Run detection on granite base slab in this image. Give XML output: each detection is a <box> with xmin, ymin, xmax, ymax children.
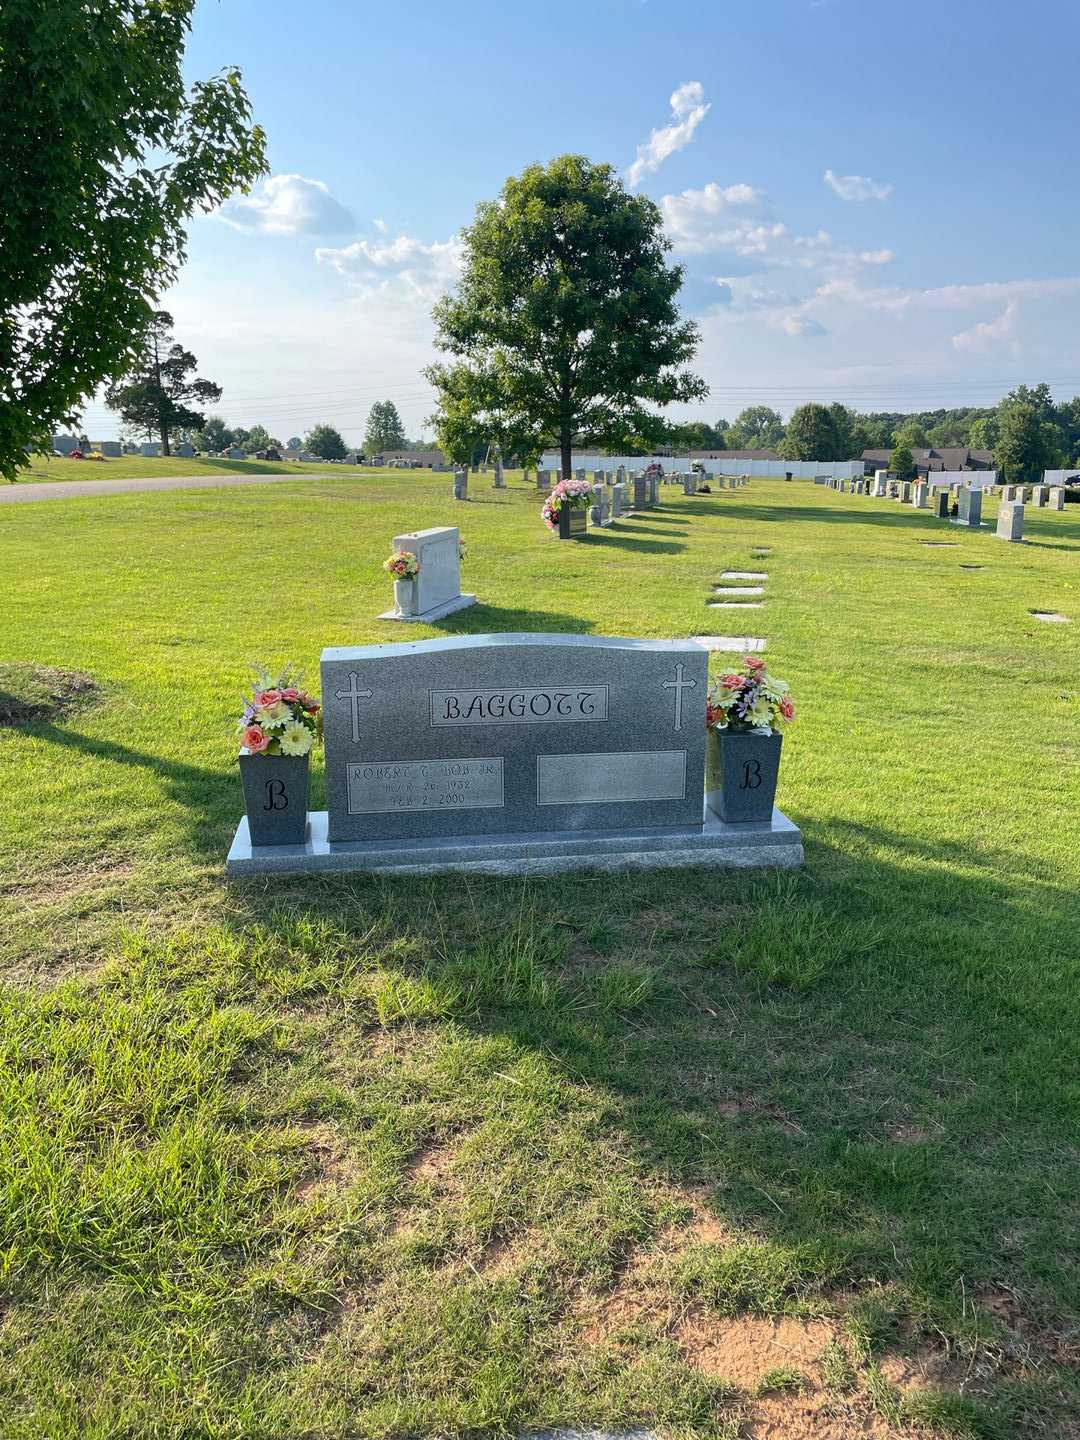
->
<box><xmin>377</xmin><ymin>594</ymin><xmax>477</xmax><ymax>622</ymax></box>
<box><xmin>226</xmin><ymin>807</ymin><xmax>803</xmax><ymax>877</ymax></box>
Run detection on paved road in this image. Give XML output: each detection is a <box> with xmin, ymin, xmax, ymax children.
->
<box><xmin>1</xmin><ymin>472</ymin><xmax>335</xmax><ymax>505</ymax></box>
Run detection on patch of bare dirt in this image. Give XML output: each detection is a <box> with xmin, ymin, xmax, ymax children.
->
<box><xmin>746</xmin><ymin>1388</ymin><xmax>896</xmax><ymax>1438</ymax></box>
<box><xmin>975</xmin><ymin>1287</ymin><xmax>1080</xmax><ymax>1368</ymax></box>
<box><xmin>290</xmin><ymin>1120</ymin><xmax>359</xmax><ymax>1201</ymax></box>
<box><xmin>877</xmin><ymin>1344</ymin><xmax>965</xmax><ymax>1395</ymax></box>
<box><xmin>888</xmin><ymin>1125</ymin><xmax>929</xmax><ymax>1145</ymax></box>
<box><xmin>0</xmin><ymin>663</ymin><xmax>100</xmax><ymax>727</ymax></box>
<box><xmin>409</xmin><ymin>1138</ymin><xmax>458</xmax><ymax>1183</ymax></box>
<box><xmin>676</xmin><ymin>1312</ymin><xmax>839</xmax><ymax>1388</ymax></box>
<box><xmin>575</xmin><ymin>1282</ymin><xmax>669</xmax><ymax>1345</ymax></box>
<box><xmin>475</xmin><ymin>1228</ymin><xmax>542</xmax><ymax>1278</ymax></box>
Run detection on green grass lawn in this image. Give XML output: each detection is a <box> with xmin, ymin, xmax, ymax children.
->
<box><xmin>11</xmin><ymin>454</ymin><xmax>378</xmax><ymax>482</ymax></box>
<box><xmin>1</xmin><ymin>471</ymin><xmax>1077</xmax><ymax>1439</ymax></box>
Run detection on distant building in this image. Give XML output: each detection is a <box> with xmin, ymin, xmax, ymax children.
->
<box><xmin>381</xmin><ymin>448</ymin><xmax>447</xmax><ymax>468</ymax></box>
<box><xmin>861</xmin><ymin>446</ymin><xmax>995</xmax><ymax>475</ymax></box>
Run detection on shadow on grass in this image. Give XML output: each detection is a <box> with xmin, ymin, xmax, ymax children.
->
<box><xmin>579</xmin><ymin>529</ymin><xmax>686</xmax><ymax>554</ymax></box>
<box><xmin>26</xmin><ymin>723</ymin><xmax>253</xmax><ymax>854</ymax></box>
<box><xmin>427</xmin><ymin>606</ymin><xmax>598</xmax><ymax>636</ymax></box>
<box><xmin>215</xmin><ymin>807</ymin><xmax>1080</xmax><ymax>1358</ymax></box>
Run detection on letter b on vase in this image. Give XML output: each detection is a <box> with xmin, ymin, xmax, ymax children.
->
<box><xmin>239</xmin><ymin>752</ymin><xmax>311</xmax><ymax>846</ymax></box>
<box><xmin>706</xmin><ymin>730</ymin><xmax>783</xmax><ymax>823</ymax></box>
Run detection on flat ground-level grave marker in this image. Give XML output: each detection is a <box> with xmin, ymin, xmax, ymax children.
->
<box><xmin>708</xmin><ymin>600</ymin><xmax>765</xmax><ymax>608</ymax></box>
<box><xmin>713</xmin><ymin>585</ymin><xmax>765</xmax><ymax>596</ymax></box>
<box><xmin>1030</xmin><ymin>610</ymin><xmax>1070</xmax><ymax>622</ymax></box>
<box><xmin>227</xmin><ymin>633</ymin><xmax>802</xmax><ymax>876</ymax></box>
<box><xmin>689</xmin><ymin>636</ymin><xmax>767</xmax><ymax>652</ymax></box>
<box><xmin>721</xmin><ymin>571</ymin><xmax>768</xmax><ymax>580</ymax></box>
<box><xmin>920</xmin><ymin>541</ymin><xmax>959</xmax><ymax>547</ymax></box>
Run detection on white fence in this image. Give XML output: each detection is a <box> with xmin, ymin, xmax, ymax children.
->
<box><xmin>1043</xmin><ymin>469</ymin><xmax>1080</xmax><ymax>485</ymax></box>
<box><xmin>538</xmin><ymin>454</ymin><xmax>865</xmax><ymax>478</ymax></box>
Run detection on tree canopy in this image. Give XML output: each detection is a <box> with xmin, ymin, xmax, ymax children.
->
<box><xmin>995</xmin><ymin>404</ymin><xmax>1058</xmax><ymax>482</ymax></box>
<box><xmin>728</xmin><ymin>406</ymin><xmax>785</xmax><ymax>449</ymax></box>
<box><xmin>426</xmin><ymin>154</ymin><xmax>707</xmax><ymax>479</ymax></box>
<box><xmin>0</xmin><ymin>0</ymin><xmax>266</xmax><ymax>480</ymax></box>
<box><xmin>363</xmin><ymin>401</ymin><xmax>407</xmax><ymax>454</ymax></box>
<box><xmin>105</xmin><ymin>312</ymin><xmax>220</xmax><ymax>454</ymax></box>
<box><xmin>305</xmin><ymin>424</ymin><xmax>347</xmax><ymax>461</ymax></box>
<box><xmin>890</xmin><ymin>443</ymin><xmax>916</xmax><ymax>481</ymax></box>
<box><xmin>778</xmin><ymin>404</ymin><xmax>839</xmax><ymax>461</ymax></box>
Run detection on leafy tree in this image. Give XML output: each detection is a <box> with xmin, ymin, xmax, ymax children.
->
<box><xmin>926</xmin><ymin>417</ymin><xmax>969</xmax><ymax>447</ymax></box>
<box><xmin>304</xmin><ymin>424</ymin><xmax>347</xmax><ymax>461</ymax></box>
<box><xmin>893</xmin><ymin>419</ymin><xmax>929</xmax><ymax>450</ymax></box>
<box><xmin>105</xmin><ymin>312</ymin><xmax>221</xmax><ymax>455</ymax></box>
<box><xmin>827</xmin><ymin>403</ymin><xmax>858</xmax><ymax>459</ymax></box>
<box><xmin>890</xmin><ymin>443</ymin><xmax>916</xmax><ymax>481</ymax></box>
<box><xmin>967</xmin><ymin>415</ymin><xmax>999</xmax><ymax>452</ymax></box>
<box><xmin>286</xmin><ymin>436</ymin><xmax>303</xmax><ymax>451</ymax></box>
<box><xmin>363</xmin><ymin>400</ymin><xmax>407</xmax><ymax>454</ymax></box>
<box><xmin>426</xmin><ymin>154</ymin><xmax>707</xmax><ymax>481</ymax></box>
<box><xmin>995</xmin><ymin>404</ymin><xmax>1057</xmax><ymax>482</ymax></box>
<box><xmin>427</xmin><ymin>371</ymin><xmax>491</xmax><ymax>470</ymax></box>
<box><xmin>1002</xmin><ymin>382</ymin><xmax>1055</xmax><ymax>419</ymax></box>
<box><xmin>0</xmin><ymin>0</ymin><xmax>266</xmax><ymax>480</ymax></box>
<box><xmin>668</xmin><ymin>420</ymin><xmax>728</xmax><ymax>450</ymax></box>
<box><xmin>732</xmin><ymin>405</ymin><xmax>785</xmax><ymax>449</ymax></box>
<box><xmin>241</xmin><ymin>424</ymin><xmax>280</xmax><ymax>454</ymax></box>
<box><xmin>778</xmin><ymin>403</ymin><xmax>838</xmax><ymax>461</ymax></box>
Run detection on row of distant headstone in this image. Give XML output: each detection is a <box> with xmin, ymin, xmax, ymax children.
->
<box><xmin>451</xmin><ymin>461</ymin><xmax>749</xmax><ymax>524</ymax></box>
<box><xmin>815</xmin><ymin>467</ymin><xmax>1065</xmax><ymax>543</ymax></box>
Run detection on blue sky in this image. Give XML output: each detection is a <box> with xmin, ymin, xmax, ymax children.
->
<box><xmin>84</xmin><ymin>0</ymin><xmax>1080</xmax><ymax>443</ymax></box>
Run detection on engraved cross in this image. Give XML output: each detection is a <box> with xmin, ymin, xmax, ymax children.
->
<box><xmin>662</xmin><ymin>662</ymin><xmax>696</xmax><ymax>732</ymax></box>
<box><xmin>335</xmin><ymin>671</ymin><xmax>373</xmax><ymax>743</ymax></box>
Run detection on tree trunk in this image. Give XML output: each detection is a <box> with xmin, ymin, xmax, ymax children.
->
<box><xmin>560</xmin><ymin>428</ymin><xmax>572</xmax><ymax>485</ymax></box>
<box><xmin>160</xmin><ymin>422</ymin><xmax>171</xmax><ymax>457</ymax></box>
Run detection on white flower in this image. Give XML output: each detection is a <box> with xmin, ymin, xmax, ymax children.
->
<box><xmin>279</xmin><ymin>721</ymin><xmax>313</xmax><ymax>756</ymax></box>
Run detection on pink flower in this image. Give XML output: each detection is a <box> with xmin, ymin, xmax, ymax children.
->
<box><xmin>257</xmin><ymin>688</ymin><xmax>282</xmax><ymax>707</ymax></box>
<box><xmin>779</xmin><ymin>697</ymin><xmax>795</xmax><ymax>721</ymax></box>
<box><xmin>280</xmin><ymin>687</ymin><xmax>300</xmax><ymax>702</ymax></box>
<box><xmin>719</xmin><ymin>673</ymin><xmax>745</xmax><ymax>690</ymax></box>
<box><xmin>298</xmin><ymin>692</ymin><xmax>319</xmax><ymax>712</ymax></box>
<box><xmin>243</xmin><ymin>724</ymin><xmax>270</xmax><ymax>752</ymax></box>
<box><xmin>745</xmin><ymin>656</ymin><xmax>766</xmax><ymax>672</ymax></box>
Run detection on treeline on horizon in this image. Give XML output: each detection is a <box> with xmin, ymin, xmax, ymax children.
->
<box><xmin>137</xmin><ymin>381</ymin><xmax>1080</xmax><ymax>477</ymax></box>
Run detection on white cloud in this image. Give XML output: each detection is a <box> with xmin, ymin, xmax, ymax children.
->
<box><xmin>661</xmin><ymin>182</ymin><xmax>771</xmax><ymax>253</ymax></box>
<box><xmin>824</xmin><ymin>168</ymin><xmax>894</xmax><ymax>202</ymax></box>
<box><xmin>951</xmin><ymin>303</ymin><xmax>1019</xmax><ymax>353</ymax></box>
<box><xmin>218</xmin><ymin>174</ymin><xmax>355</xmax><ymax>236</ymax></box>
<box><xmin>663</xmin><ymin>185</ymin><xmax>893</xmax><ymax>285</ymax></box>
<box><xmin>315</xmin><ymin>232</ymin><xmax>463</xmax><ymax>301</ymax></box>
<box><xmin>778</xmin><ymin>313</ymin><xmax>827</xmax><ymax>337</ymax></box>
<box><xmin>627</xmin><ymin>81</ymin><xmax>711</xmax><ymax>187</ymax></box>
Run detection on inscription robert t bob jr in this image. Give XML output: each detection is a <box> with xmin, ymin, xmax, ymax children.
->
<box><xmin>348</xmin><ymin>758</ymin><xmax>504</xmax><ymax>814</ymax></box>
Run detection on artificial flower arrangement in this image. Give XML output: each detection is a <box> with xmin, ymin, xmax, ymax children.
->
<box><xmin>541</xmin><ymin>477</ymin><xmax>593</xmax><ymax>530</ymax></box>
<box><xmin>237</xmin><ymin>666</ymin><xmax>320</xmax><ymax>757</ymax></box>
<box><xmin>458</xmin><ymin>537</ymin><xmax>468</xmax><ymax>561</ymax></box>
<box><xmin>706</xmin><ymin>656</ymin><xmax>795</xmax><ymax>734</ymax></box>
<box><xmin>383</xmin><ymin>549</ymin><xmax>420</xmax><ymax>580</ymax></box>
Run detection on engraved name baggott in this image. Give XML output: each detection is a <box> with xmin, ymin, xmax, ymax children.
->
<box><xmin>430</xmin><ymin>686</ymin><xmax>608</xmax><ymax>726</ymax></box>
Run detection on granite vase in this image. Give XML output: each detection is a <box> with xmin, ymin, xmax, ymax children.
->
<box><xmin>557</xmin><ymin>504</ymin><xmax>587</xmax><ymax>540</ymax></box>
<box><xmin>240</xmin><ymin>751</ymin><xmax>310</xmax><ymax>846</ymax></box>
<box><xmin>706</xmin><ymin>728</ymin><xmax>783</xmax><ymax>823</ymax></box>
<box><xmin>393</xmin><ymin>578</ymin><xmax>417</xmax><ymax>616</ymax></box>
